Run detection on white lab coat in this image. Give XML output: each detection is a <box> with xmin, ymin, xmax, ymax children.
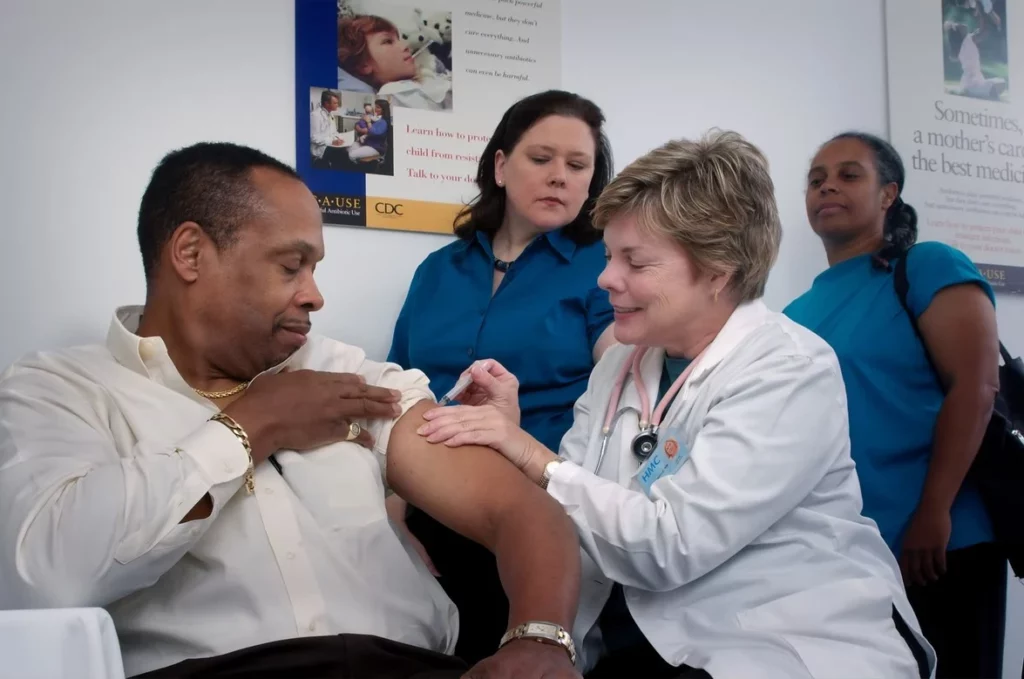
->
<box><xmin>310</xmin><ymin>106</ymin><xmax>338</xmax><ymax>159</ymax></box>
<box><xmin>546</xmin><ymin>300</ymin><xmax>936</xmax><ymax>679</ymax></box>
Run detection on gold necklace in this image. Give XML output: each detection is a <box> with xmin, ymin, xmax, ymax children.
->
<box><xmin>193</xmin><ymin>381</ymin><xmax>250</xmax><ymax>400</ymax></box>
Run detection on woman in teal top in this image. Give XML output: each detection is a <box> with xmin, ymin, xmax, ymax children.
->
<box><xmin>784</xmin><ymin>132</ymin><xmax>1004</xmax><ymax>679</ymax></box>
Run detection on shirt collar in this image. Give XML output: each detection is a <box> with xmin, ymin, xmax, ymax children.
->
<box><xmin>543</xmin><ymin>227</ymin><xmax>577</xmax><ymax>262</ymax></box>
<box><xmin>106</xmin><ymin>306</ymin><xmax>155</xmax><ymax>378</ymax></box>
<box><xmin>455</xmin><ymin>227</ymin><xmax>578</xmax><ymax>263</ymax></box>
<box><xmin>106</xmin><ymin>305</ymin><xmax>303</xmax><ymax>390</ymax></box>
<box><xmin>688</xmin><ymin>299</ymin><xmax>772</xmax><ymax>382</ymax></box>
<box><xmin>812</xmin><ymin>253</ymin><xmax>873</xmax><ymax>286</ymax></box>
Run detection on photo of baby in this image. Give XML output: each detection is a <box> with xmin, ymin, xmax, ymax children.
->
<box><xmin>337</xmin><ymin>0</ymin><xmax>454</xmax><ymax>112</ymax></box>
<box><xmin>309</xmin><ymin>87</ymin><xmax>395</xmax><ymax>176</ymax></box>
<box><xmin>942</xmin><ymin>0</ymin><xmax>1009</xmax><ymax>102</ymax></box>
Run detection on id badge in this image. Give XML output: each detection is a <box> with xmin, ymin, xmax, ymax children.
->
<box><xmin>635</xmin><ymin>423</ymin><xmax>691</xmax><ymax>497</ymax></box>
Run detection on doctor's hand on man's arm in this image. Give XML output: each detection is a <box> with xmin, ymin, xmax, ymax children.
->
<box><xmin>416</xmin><ymin>402</ymin><xmax>559</xmax><ymax>489</ymax></box>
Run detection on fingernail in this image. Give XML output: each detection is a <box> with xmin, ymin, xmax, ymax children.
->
<box><xmin>417</xmin><ymin>425</ymin><xmax>428</xmax><ymax>435</ymax></box>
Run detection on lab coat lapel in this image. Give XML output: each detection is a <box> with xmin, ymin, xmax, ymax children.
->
<box><xmin>687</xmin><ymin>300</ymin><xmax>771</xmax><ymax>385</ymax></box>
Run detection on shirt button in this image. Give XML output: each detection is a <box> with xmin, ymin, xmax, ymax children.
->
<box><xmin>286</xmin><ymin>551</ymin><xmax>296</xmax><ymax>560</ymax></box>
<box><xmin>223</xmin><ymin>462</ymin><xmax>233</xmax><ymax>472</ymax></box>
<box><xmin>264</xmin><ymin>487</ymin><xmax>274</xmax><ymax>495</ymax></box>
<box><xmin>308</xmin><ymin>622</ymin><xmax>317</xmax><ymax>632</ymax></box>
<box><xmin>467</xmin><ymin>347</ymin><xmax>474</xmax><ymax>357</ymax></box>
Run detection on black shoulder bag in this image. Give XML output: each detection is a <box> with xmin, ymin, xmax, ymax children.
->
<box><xmin>893</xmin><ymin>246</ymin><xmax>1024</xmax><ymax>577</ymax></box>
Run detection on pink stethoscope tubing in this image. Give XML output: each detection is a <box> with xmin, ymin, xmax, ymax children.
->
<box><xmin>594</xmin><ymin>345</ymin><xmax>704</xmax><ymax>474</ymax></box>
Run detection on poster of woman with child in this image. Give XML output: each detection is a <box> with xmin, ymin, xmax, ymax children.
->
<box><xmin>295</xmin><ymin>0</ymin><xmax>561</xmax><ymax>233</ymax></box>
<box><xmin>886</xmin><ymin>0</ymin><xmax>1024</xmax><ymax>293</ymax></box>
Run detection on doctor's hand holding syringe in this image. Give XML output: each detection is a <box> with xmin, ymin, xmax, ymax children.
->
<box><xmin>419</xmin><ymin>359</ymin><xmax>544</xmax><ymax>474</ymax></box>
<box><xmin>437</xmin><ymin>360</ymin><xmax>521</xmax><ymax>422</ymax></box>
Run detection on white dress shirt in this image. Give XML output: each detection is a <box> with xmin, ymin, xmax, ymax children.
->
<box><xmin>310</xmin><ymin>106</ymin><xmax>338</xmax><ymax>158</ymax></box>
<box><xmin>0</xmin><ymin>307</ymin><xmax>457</xmax><ymax>677</ymax></box>
<box><xmin>548</xmin><ymin>300</ymin><xmax>935</xmax><ymax>678</ymax></box>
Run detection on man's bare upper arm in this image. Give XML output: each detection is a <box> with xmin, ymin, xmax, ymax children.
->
<box><xmin>385</xmin><ymin>400</ymin><xmax>547</xmax><ymax>550</ymax></box>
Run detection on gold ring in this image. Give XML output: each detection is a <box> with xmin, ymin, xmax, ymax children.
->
<box><xmin>345</xmin><ymin>422</ymin><xmax>361</xmax><ymax>441</ymax></box>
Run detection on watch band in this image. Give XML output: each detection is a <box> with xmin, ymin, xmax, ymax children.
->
<box><xmin>499</xmin><ymin>621</ymin><xmax>577</xmax><ymax>666</ymax></box>
<box><xmin>539</xmin><ymin>459</ymin><xmax>562</xmax><ymax>491</ymax></box>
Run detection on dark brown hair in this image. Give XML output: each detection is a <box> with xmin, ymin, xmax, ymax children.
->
<box><xmin>454</xmin><ymin>90</ymin><xmax>613</xmax><ymax>246</ymax></box>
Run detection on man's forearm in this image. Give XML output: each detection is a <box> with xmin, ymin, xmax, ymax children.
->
<box><xmin>385</xmin><ymin>400</ymin><xmax>581</xmax><ymax>632</ymax></box>
<box><xmin>492</xmin><ymin>482</ymin><xmax>581</xmax><ymax>630</ymax></box>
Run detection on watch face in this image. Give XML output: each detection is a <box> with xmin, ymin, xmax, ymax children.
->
<box><xmin>501</xmin><ymin>622</ymin><xmax>577</xmax><ymax>665</ymax></box>
<box><xmin>525</xmin><ymin>622</ymin><xmax>559</xmax><ymax>636</ymax></box>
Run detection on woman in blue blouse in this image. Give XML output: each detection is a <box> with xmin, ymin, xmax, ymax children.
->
<box><xmin>386</xmin><ymin>89</ymin><xmax>617</xmax><ymax>664</ymax></box>
<box><xmin>784</xmin><ymin>132</ymin><xmax>1004</xmax><ymax>679</ymax></box>
<box><xmin>347</xmin><ymin>98</ymin><xmax>390</xmax><ymax>161</ymax></box>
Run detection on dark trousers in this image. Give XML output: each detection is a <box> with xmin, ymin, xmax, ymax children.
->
<box><xmin>312</xmin><ymin>146</ymin><xmax>348</xmax><ymax>170</ymax></box>
<box><xmin>133</xmin><ymin>634</ymin><xmax>468</xmax><ymax>679</ymax></box>
<box><xmin>906</xmin><ymin>541</ymin><xmax>1007</xmax><ymax>679</ymax></box>
<box><xmin>585</xmin><ymin>638</ymin><xmax>712</xmax><ymax>679</ymax></box>
<box><xmin>406</xmin><ymin>509</ymin><xmax>509</xmax><ymax>665</ymax></box>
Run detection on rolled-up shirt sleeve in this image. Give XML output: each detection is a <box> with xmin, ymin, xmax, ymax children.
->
<box><xmin>311</xmin><ymin>338</ymin><xmax>436</xmax><ymax>485</ymax></box>
<box><xmin>355</xmin><ymin>359</ymin><xmax>435</xmax><ymax>470</ymax></box>
<box><xmin>0</xmin><ymin>367</ymin><xmax>247</xmax><ymax>610</ymax></box>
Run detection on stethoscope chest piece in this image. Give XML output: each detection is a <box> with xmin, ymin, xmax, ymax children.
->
<box><xmin>631</xmin><ymin>429</ymin><xmax>658</xmax><ymax>459</ymax></box>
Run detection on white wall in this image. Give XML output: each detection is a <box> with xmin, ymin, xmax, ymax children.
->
<box><xmin>0</xmin><ymin>0</ymin><xmax>1020</xmax><ymax>674</ymax></box>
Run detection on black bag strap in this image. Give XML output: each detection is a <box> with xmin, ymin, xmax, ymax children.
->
<box><xmin>893</xmin><ymin>247</ymin><xmax>1011</xmax><ymax>382</ymax></box>
<box><xmin>893</xmin><ymin>249</ymin><xmax>942</xmax><ymax>385</ymax></box>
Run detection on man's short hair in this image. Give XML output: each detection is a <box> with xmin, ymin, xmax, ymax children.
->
<box><xmin>137</xmin><ymin>142</ymin><xmax>301</xmax><ymax>281</ymax></box>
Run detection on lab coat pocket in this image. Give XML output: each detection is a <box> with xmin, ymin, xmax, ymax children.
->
<box><xmin>735</xmin><ymin>578</ymin><xmax>898</xmax><ymax>679</ymax></box>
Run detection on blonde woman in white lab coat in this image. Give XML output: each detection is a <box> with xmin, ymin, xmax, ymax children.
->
<box><xmin>415</xmin><ymin>130</ymin><xmax>937</xmax><ymax>679</ymax></box>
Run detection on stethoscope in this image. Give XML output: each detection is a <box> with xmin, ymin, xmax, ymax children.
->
<box><xmin>594</xmin><ymin>345</ymin><xmax>705</xmax><ymax>475</ymax></box>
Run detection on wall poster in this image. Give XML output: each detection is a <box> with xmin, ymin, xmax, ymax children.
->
<box><xmin>886</xmin><ymin>0</ymin><xmax>1024</xmax><ymax>293</ymax></box>
<box><xmin>295</xmin><ymin>0</ymin><xmax>561</xmax><ymax>234</ymax></box>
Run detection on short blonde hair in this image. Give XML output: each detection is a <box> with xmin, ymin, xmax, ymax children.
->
<box><xmin>592</xmin><ymin>129</ymin><xmax>781</xmax><ymax>301</ymax></box>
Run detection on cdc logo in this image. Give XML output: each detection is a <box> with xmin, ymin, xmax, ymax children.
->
<box><xmin>374</xmin><ymin>202</ymin><xmax>404</xmax><ymax>216</ymax></box>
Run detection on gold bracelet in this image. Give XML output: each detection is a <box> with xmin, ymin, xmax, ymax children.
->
<box><xmin>210</xmin><ymin>412</ymin><xmax>255</xmax><ymax>494</ymax></box>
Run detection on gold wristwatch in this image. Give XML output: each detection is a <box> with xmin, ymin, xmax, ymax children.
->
<box><xmin>539</xmin><ymin>459</ymin><xmax>562</xmax><ymax>490</ymax></box>
<box><xmin>498</xmin><ymin>621</ymin><xmax>576</xmax><ymax>666</ymax></box>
